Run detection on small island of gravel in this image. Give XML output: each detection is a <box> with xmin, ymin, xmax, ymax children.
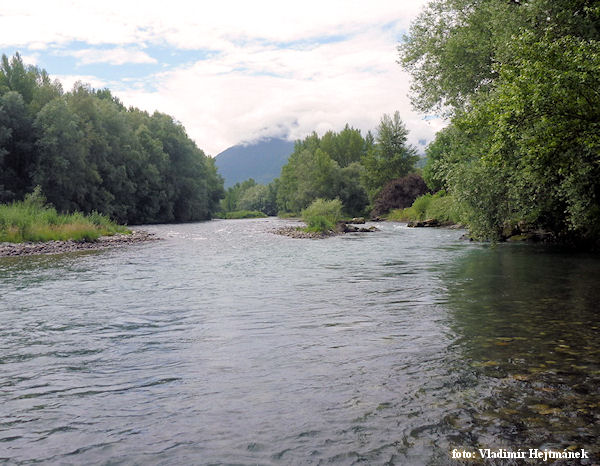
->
<box><xmin>0</xmin><ymin>230</ymin><xmax>158</xmax><ymax>257</ymax></box>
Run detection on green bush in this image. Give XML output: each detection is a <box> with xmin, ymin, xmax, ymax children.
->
<box><xmin>215</xmin><ymin>210</ymin><xmax>268</xmax><ymax>219</ymax></box>
<box><xmin>387</xmin><ymin>191</ymin><xmax>463</xmax><ymax>224</ymax></box>
<box><xmin>301</xmin><ymin>198</ymin><xmax>343</xmax><ymax>233</ymax></box>
<box><xmin>411</xmin><ymin>194</ymin><xmax>433</xmax><ymax>220</ymax></box>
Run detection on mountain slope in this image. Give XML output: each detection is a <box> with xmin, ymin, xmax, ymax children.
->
<box><xmin>214</xmin><ymin>138</ymin><xmax>295</xmax><ymax>188</ymax></box>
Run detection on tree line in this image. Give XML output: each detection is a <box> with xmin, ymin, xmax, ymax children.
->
<box><xmin>400</xmin><ymin>0</ymin><xmax>600</xmax><ymax>244</ymax></box>
<box><xmin>222</xmin><ymin>114</ymin><xmax>421</xmax><ymax>218</ymax></box>
<box><xmin>0</xmin><ymin>53</ymin><xmax>224</xmax><ymax>225</ymax></box>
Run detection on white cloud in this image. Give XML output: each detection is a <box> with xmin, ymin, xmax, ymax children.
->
<box><xmin>0</xmin><ymin>1</ymin><xmax>426</xmax><ymax>48</ymax></box>
<box><xmin>1</xmin><ymin>1</ymin><xmax>442</xmax><ymax>154</ymax></box>
<box><xmin>67</xmin><ymin>48</ymin><xmax>157</xmax><ymax>66</ymax></box>
<box><xmin>116</xmin><ymin>27</ymin><xmax>442</xmax><ymax>155</ymax></box>
<box><xmin>19</xmin><ymin>53</ymin><xmax>41</xmax><ymax>67</ymax></box>
<box><xmin>54</xmin><ymin>74</ymin><xmax>108</xmax><ymax>93</ymax></box>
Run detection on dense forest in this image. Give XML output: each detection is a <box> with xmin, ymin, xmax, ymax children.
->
<box><xmin>400</xmin><ymin>0</ymin><xmax>600</xmax><ymax>244</ymax></box>
<box><xmin>0</xmin><ymin>53</ymin><xmax>223</xmax><ymax>225</ymax></box>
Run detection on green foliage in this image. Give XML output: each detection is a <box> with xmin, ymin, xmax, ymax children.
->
<box><xmin>335</xmin><ymin>163</ymin><xmax>369</xmax><ymax>217</ymax></box>
<box><xmin>0</xmin><ymin>189</ymin><xmax>128</xmax><ymax>243</ymax></box>
<box><xmin>401</xmin><ymin>0</ymin><xmax>600</xmax><ymax>244</ymax></box>
<box><xmin>220</xmin><ymin>178</ymin><xmax>278</xmax><ymax>216</ymax></box>
<box><xmin>0</xmin><ymin>53</ymin><xmax>224</xmax><ymax>224</ymax></box>
<box><xmin>275</xmin><ymin>113</ymin><xmax>417</xmax><ymax>216</ymax></box>
<box><xmin>277</xmin><ymin>147</ymin><xmax>341</xmax><ymax>213</ymax></box>
<box><xmin>237</xmin><ymin>184</ymin><xmax>278</xmax><ymax>216</ymax></box>
<box><xmin>215</xmin><ymin>210</ymin><xmax>268</xmax><ymax>219</ymax></box>
<box><xmin>388</xmin><ymin>191</ymin><xmax>462</xmax><ymax>224</ymax></box>
<box><xmin>399</xmin><ymin>0</ymin><xmax>525</xmax><ymax>115</ymax></box>
<box><xmin>301</xmin><ymin>198</ymin><xmax>343</xmax><ymax>233</ymax></box>
<box><xmin>275</xmin><ymin>113</ymin><xmax>421</xmax><ymax>216</ymax></box>
<box><xmin>319</xmin><ymin>124</ymin><xmax>366</xmax><ymax>167</ymax></box>
<box><xmin>411</xmin><ymin>194</ymin><xmax>433</xmax><ymax>220</ymax></box>
<box><xmin>424</xmin><ymin>191</ymin><xmax>462</xmax><ymax>224</ymax></box>
<box><xmin>360</xmin><ymin>111</ymin><xmax>419</xmax><ymax>199</ymax></box>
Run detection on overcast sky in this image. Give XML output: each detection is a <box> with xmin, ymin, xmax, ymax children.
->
<box><xmin>0</xmin><ymin>0</ymin><xmax>444</xmax><ymax>156</ymax></box>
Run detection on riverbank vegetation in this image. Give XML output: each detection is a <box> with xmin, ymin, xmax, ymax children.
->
<box><xmin>215</xmin><ymin>210</ymin><xmax>267</xmax><ymax>219</ymax></box>
<box><xmin>220</xmin><ymin>178</ymin><xmax>278</xmax><ymax>217</ymax></box>
<box><xmin>301</xmin><ymin>198</ymin><xmax>343</xmax><ymax>233</ymax></box>
<box><xmin>387</xmin><ymin>191</ymin><xmax>462</xmax><ymax>225</ymax></box>
<box><xmin>0</xmin><ymin>53</ymin><xmax>224</xmax><ymax>226</ymax></box>
<box><xmin>0</xmin><ymin>188</ymin><xmax>129</xmax><ymax>243</ymax></box>
<box><xmin>220</xmin><ymin>115</ymin><xmax>424</xmax><ymax>221</ymax></box>
<box><xmin>399</xmin><ymin>0</ymin><xmax>600</xmax><ymax>246</ymax></box>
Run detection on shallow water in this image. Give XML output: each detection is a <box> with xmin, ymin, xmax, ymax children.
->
<box><xmin>1</xmin><ymin>218</ymin><xmax>598</xmax><ymax>464</ymax></box>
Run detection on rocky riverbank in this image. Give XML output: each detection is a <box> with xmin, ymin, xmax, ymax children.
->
<box><xmin>0</xmin><ymin>230</ymin><xmax>158</xmax><ymax>257</ymax></box>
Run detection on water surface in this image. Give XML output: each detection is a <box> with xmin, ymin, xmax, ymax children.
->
<box><xmin>1</xmin><ymin>218</ymin><xmax>598</xmax><ymax>464</ymax></box>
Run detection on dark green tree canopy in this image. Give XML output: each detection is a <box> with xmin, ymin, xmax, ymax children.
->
<box><xmin>0</xmin><ymin>53</ymin><xmax>224</xmax><ymax>224</ymax></box>
<box><xmin>401</xmin><ymin>0</ymin><xmax>600</xmax><ymax>244</ymax></box>
<box><xmin>275</xmin><ymin>113</ymin><xmax>418</xmax><ymax>216</ymax></box>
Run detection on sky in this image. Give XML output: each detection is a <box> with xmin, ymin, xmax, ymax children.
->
<box><xmin>0</xmin><ymin>0</ymin><xmax>444</xmax><ymax>156</ymax></box>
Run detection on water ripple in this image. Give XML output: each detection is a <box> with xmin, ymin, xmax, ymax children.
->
<box><xmin>1</xmin><ymin>218</ymin><xmax>599</xmax><ymax>463</ymax></box>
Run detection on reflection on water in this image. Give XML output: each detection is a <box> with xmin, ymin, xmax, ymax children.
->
<box><xmin>0</xmin><ymin>219</ymin><xmax>598</xmax><ymax>464</ymax></box>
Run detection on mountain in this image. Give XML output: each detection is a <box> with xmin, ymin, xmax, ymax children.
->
<box><xmin>214</xmin><ymin>138</ymin><xmax>295</xmax><ymax>188</ymax></box>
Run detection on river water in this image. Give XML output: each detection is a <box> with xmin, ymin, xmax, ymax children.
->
<box><xmin>1</xmin><ymin>218</ymin><xmax>599</xmax><ymax>464</ymax></box>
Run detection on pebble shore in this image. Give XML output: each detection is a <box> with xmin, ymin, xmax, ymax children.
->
<box><xmin>272</xmin><ymin>226</ymin><xmax>341</xmax><ymax>239</ymax></box>
<box><xmin>273</xmin><ymin>222</ymin><xmax>379</xmax><ymax>239</ymax></box>
<box><xmin>0</xmin><ymin>230</ymin><xmax>158</xmax><ymax>257</ymax></box>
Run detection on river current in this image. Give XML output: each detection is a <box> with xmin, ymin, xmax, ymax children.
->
<box><xmin>1</xmin><ymin>218</ymin><xmax>599</xmax><ymax>464</ymax></box>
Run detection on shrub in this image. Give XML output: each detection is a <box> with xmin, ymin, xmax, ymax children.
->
<box><xmin>301</xmin><ymin>198</ymin><xmax>343</xmax><ymax>233</ymax></box>
<box><xmin>371</xmin><ymin>173</ymin><xmax>430</xmax><ymax>217</ymax></box>
<box><xmin>411</xmin><ymin>194</ymin><xmax>433</xmax><ymax>219</ymax></box>
<box><xmin>387</xmin><ymin>191</ymin><xmax>463</xmax><ymax>224</ymax></box>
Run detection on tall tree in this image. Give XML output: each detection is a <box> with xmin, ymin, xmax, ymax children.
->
<box><xmin>361</xmin><ymin>111</ymin><xmax>419</xmax><ymax>199</ymax></box>
<box><xmin>0</xmin><ymin>52</ymin><xmax>225</xmax><ymax>223</ymax></box>
<box><xmin>400</xmin><ymin>0</ymin><xmax>600</xmax><ymax>243</ymax></box>
<box><xmin>0</xmin><ymin>91</ymin><xmax>36</xmax><ymax>201</ymax></box>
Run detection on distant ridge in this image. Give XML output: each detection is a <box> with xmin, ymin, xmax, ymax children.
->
<box><xmin>214</xmin><ymin>137</ymin><xmax>295</xmax><ymax>188</ymax></box>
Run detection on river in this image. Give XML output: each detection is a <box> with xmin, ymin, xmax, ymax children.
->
<box><xmin>1</xmin><ymin>218</ymin><xmax>598</xmax><ymax>464</ymax></box>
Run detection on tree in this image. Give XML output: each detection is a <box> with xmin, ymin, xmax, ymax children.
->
<box><xmin>0</xmin><ymin>52</ymin><xmax>224</xmax><ymax>223</ymax></box>
<box><xmin>361</xmin><ymin>111</ymin><xmax>419</xmax><ymax>199</ymax></box>
<box><xmin>401</xmin><ymin>0</ymin><xmax>600</xmax><ymax>244</ymax></box>
<box><xmin>371</xmin><ymin>173</ymin><xmax>430</xmax><ymax>217</ymax></box>
<box><xmin>0</xmin><ymin>53</ymin><xmax>38</xmax><ymax>104</ymax></box>
<box><xmin>319</xmin><ymin>124</ymin><xmax>365</xmax><ymax>167</ymax></box>
<box><xmin>238</xmin><ymin>184</ymin><xmax>277</xmax><ymax>215</ymax></box>
<box><xmin>34</xmin><ymin>98</ymin><xmax>92</xmax><ymax>213</ymax></box>
<box><xmin>0</xmin><ymin>91</ymin><xmax>36</xmax><ymax>202</ymax></box>
<box><xmin>398</xmin><ymin>0</ymin><xmax>525</xmax><ymax>115</ymax></box>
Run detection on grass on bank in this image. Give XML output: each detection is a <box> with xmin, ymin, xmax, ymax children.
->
<box><xmin>214</xmin><ymin>210</ymin><xmax>268</xmax><ymax>219</ymax></box>
<box><xmin>387</xmin><ymin>191</ymin><xmax>462</xmax><ymax>224</ymax></box>
<box><xmin>0</xmin><ymin>189</ymin><xmax>130</xmax><ymax>243</ymax></box>
<box><xmin>301</xmin><ymin>198</ymin><xmax>343</xmax><ymax>233</ymax></box>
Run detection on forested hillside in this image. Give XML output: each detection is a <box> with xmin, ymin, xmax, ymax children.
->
<box><xmin>0</xmin><ymin>53</ymin><xmax>224</xmax><ymax>225</ymax></box>
<box><xmin>400</xmin><ymin>0</ymin><xmax>600</xmax><ymax>244</ymax></box>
